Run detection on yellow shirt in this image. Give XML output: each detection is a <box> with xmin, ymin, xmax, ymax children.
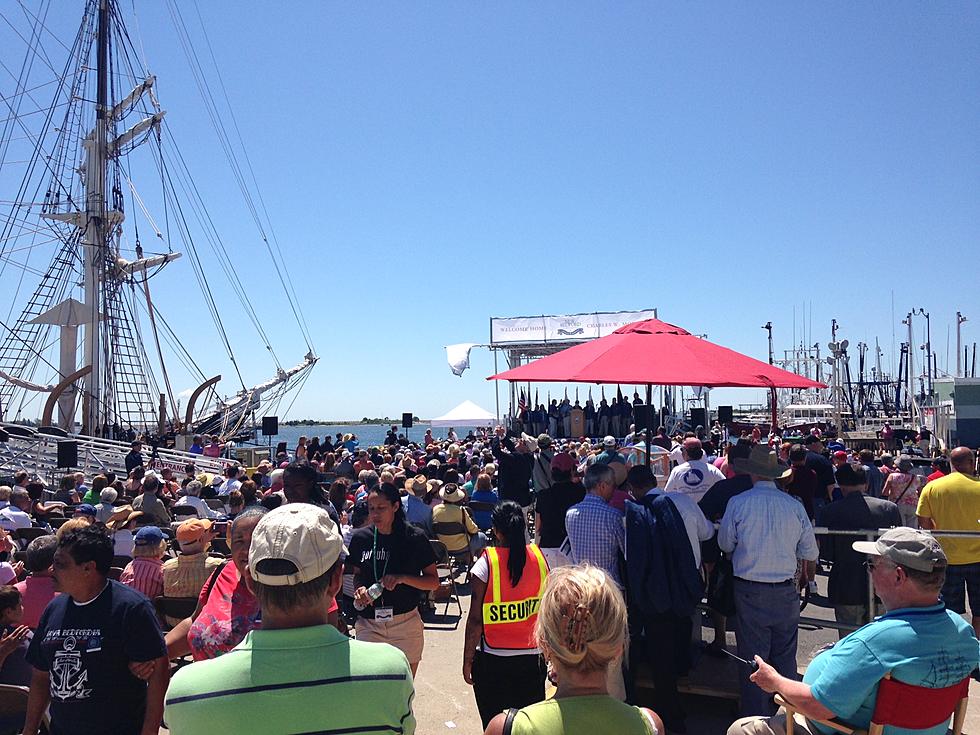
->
<box><xmin>916</xmin><ymin>472</ymin><xmax>980</xmax><ymax>565</ymax></box>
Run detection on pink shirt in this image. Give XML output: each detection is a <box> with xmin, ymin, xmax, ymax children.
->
<box><xmin>14</xmin><ymin>575</ymin><xmax>57</xmax><ymax>629</ymax></box>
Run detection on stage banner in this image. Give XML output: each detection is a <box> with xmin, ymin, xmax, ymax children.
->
<box><xmin>490</xmin><ymin>309</ymin><xmax>657</xmax><ymax>345</ymax></box>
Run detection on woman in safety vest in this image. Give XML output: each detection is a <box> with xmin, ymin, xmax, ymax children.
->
<box><xmin>463</xmin><ymin>500</ymin><xmax>549</xmax><ymax>729</ymax></box>
<box><xmin>483</xmin><ymin>565</ymin><xmax>665</xmax><ymax>735</ymax></box>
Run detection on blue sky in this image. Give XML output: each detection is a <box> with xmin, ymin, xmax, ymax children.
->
<box><xmin>2</xmin><ymin>2</ymin><xmax>978</xmax><ymax>422</ymax></box>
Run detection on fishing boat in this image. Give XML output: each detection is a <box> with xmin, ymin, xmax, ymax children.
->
<box><xmin>0</xmin><ymin>0</ymin><xmax>316</xmax><ymax>477</ymax></box>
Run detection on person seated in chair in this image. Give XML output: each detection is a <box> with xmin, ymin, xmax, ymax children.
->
<box><xmin>432</xmin><ymin>484</ymin><xmax>487</xmax><ymax>562</ymax></box>
<box><xmin>162</xmin><ymin>519</ymin><xmax>223</xmax><ymax>626</ymax></box>
<box><xmin>728</xmin><ymin>528</ymin><xmax>980</xmax><ymax>735</ymax></box>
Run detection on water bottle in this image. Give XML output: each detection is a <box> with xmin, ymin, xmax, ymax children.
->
<box><xmin>354</xmin><ymin>582</ymin><xmax>384</xmax><ymax>611</ymax></box>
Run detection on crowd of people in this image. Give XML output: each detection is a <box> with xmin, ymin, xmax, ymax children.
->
<box><xmin>0</xmin><ymin>421</ymin><xmax>974</xmax><ymax>734</ymax></box>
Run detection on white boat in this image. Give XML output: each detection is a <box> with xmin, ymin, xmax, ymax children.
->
<box><xmin>0</xmin><ymin>0</ymin><xmax>316</xmax><ymax>477</ymax></box>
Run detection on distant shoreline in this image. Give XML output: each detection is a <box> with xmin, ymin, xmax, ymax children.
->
<box><xmin>281</xmin><ymin>419</ymin><xmax>422</xmax><ymax>427</ymax></box>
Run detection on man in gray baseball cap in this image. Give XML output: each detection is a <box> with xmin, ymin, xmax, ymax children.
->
<box><xmin>728</xmin><ymin>527</ymin><xmax>979</xmax><ymax>735</ymax></box>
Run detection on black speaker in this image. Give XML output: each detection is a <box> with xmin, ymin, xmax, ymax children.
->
<box><xmin>634</xmin><ymin>405</ymin><xmax>656</xmax><ymax>432</ymax></box>
<box><xmin>718</xmin><ymin>405</ymin><xmax>734</xmax><ymax>424</ymax></box>
<box><xmin>56</xmin><ymin>440</ymin><xmax>78</xmax><ymax>469</ymax></box>
<box><xmin>261</xmin><ymin>416</ymin><xmax>279</xmax><ymax>436</ymax></box>
<box><xmin>690</xmin><ymin>408</ymin><xmax>706</xmax><ymax>429</ymax></box>
<box><xmin>402</xmin><ymin>413</ymin><xmax>413</xmax><ymax>429</ymax></box>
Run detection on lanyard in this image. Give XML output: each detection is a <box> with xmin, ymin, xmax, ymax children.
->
<box><xmin>372</xmin><ymin>527</ymin><xmax>390</xmax><ymax>582</ymax></box>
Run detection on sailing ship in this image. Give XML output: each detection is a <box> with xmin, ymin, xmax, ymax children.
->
<box><xmin>0</xmin><ymin>0</ymin><xmax>316</xmax><ymax>475</ymax></box>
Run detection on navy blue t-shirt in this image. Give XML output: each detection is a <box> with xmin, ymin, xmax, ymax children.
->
<box><xmin>26</xmin><ymin>580</ymin><xmax>165</xmax><ymax>735</ymax></box>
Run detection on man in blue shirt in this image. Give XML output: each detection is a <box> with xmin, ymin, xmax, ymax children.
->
<box><xmin>728</xmin><ymin>527</ymin><xmax>980</xmax><ymax>735</ymax></box>
<box><xmin>718</xmin><ymin>445</ymin><xmax>819</xmax><ymax>717</ymax></box>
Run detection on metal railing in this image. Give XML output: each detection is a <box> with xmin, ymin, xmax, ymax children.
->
<box><xmin>803</xmin><ymin>526</ymin><xmax>980</xmax><ymax>633</ymax></box>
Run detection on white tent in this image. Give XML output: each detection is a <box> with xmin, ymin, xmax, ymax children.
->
<box><xmin>429</xmin><ymin>400</ymin><xmax>497</xmax><ymax>428</ymax></box>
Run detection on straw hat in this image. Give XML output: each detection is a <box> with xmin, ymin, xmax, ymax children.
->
<box><xmin>439</xmin><ymin>484</ymin><xmax>466</xmax><ymax>503</ymax></box>
<box><xmin>105</xmin><ymin>506</ymin><xmax>145</xmax><ymax>530</ymax></box>
<box><xmin>732</xmin><ymin>445</ymin><xmax>789</xmax><ymax>480</ymax></box>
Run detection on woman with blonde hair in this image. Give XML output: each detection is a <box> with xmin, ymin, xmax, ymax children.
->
<box><xmin>485</xmin><ymin>564</ymin><xmax>664</xmax><ymax>735</ymax></box>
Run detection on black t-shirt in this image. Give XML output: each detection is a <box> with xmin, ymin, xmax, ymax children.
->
<box><xmin>535</xmin><ymin>480</ymin><xmax>585</xmax><ymax>548</ymax></box>
<box><xmin>805</xmin><ymin>451</ymin><xmax>836</xmax><ymax>496</ymax></box>
<box><xmin>26</xmin><ymin>580</ymin><xmax>166</xmax><ymax>735</ymax></box>
<box><xmin>347</xmin><ymin>523</ymin><xmax>437</xmax><ymax>618</ymax></box>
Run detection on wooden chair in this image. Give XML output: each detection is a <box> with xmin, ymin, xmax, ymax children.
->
<box><xmin>428</xmin><ymin>539</ymin><xmax>463</xmax><ymax>622</ymax></box>
<box><xmin>0</xmin><ymin>683</ymin><xmax>49</xmax><ymax>733</ymax></box>
<box><xmin>777</xmin><ymin>672</ymin><xmax>970</xmax><ymax>735</ymax></box>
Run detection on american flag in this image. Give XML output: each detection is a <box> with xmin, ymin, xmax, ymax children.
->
<box><xmin>518</xmin><ymin>388</ymin><xmax>528</xmax><ymax>413</ymax></box>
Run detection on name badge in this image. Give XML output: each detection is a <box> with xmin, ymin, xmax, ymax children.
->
<box><xmin>375</xmin><ymin>607</ymin><xmax>394</xmax><ymax>621</ymax></box>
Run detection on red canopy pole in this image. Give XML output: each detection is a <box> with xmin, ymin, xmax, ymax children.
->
<box><xmin>645</xmin><ymin>383</ymin><xmax>653</xmax><ymax>470</ymax></box>
<box><xmin>770</xmin><ymin>387</ymin><xmax>778</xmax><ymax>434</ymax></box>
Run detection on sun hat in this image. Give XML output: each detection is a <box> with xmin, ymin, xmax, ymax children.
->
<box><xmin>602</xmin><ymin>436</ymin><xmax>616</xmax><ymax>448</ymax></box>
<box><xmin>134</xmin><ymin>526</ymin><xmax>164</xmax><ymax>547</ymax></box>
<box><xmin>176</xmin><ymin>518</ymin><xmax>214</xmax><ymax>545</ymax></box>
<box><xmin>439</xmin><ymin>483</ymin><xmax>466</xmax><ymax>503</ymax></box>
<box><xmin>609</xmin><ymin>460</ymin><xmax>628</xmax><ymax>487</ymax></box>
<box><xmin>732</xmin><ymin>444</ymin><xmax>789</xmax><ymax>480</ymax></box>
<box><xmin>852</xmin><ymin>527</ymin><xmax>946</xmax><ymax>572</ymax></box>
<box><xmin>248</xmin><ymin>504</ymin><xmax>345</xmax><ymax>586</ymax></box>
<box><xmin>537</xmin><ymin>433</ymin><xmax>552</xmax><ymax>449</ymax></box>
<box><xmin>550</xmin><ymin>452</ymin><xmax>577</xmax><ymax>473</ymax></box>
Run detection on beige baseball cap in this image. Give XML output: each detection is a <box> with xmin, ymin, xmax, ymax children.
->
<box><xmin>852</xmin><ymin>527</ymin><xmax>946</xmax><ymax>572</ymax></box>
<box><xmin>248</xmin><ymin>504</ymin><xmax>345</xmax><ymax>586</ymax></box>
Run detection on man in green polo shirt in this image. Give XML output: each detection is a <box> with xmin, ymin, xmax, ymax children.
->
<box><xmin>164</xmin><ymin>504</ymin><xmax>416</xmax><ymax>734</ymax></box>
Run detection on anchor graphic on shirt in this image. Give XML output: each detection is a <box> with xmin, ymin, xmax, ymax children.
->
<box><xmin>50</xmin><ymin>636</ymin><xmax>92</xmax><ymax>701</ymax></box>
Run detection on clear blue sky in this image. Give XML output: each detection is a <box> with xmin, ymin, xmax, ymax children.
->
<box><xmin>4</xmin><ymin>2</ymin><xmax>979</xmax><ymax>421</ymax></box>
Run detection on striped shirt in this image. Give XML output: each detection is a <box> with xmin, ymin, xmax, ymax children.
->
<box><xmin>565</xmin><ymin>494</ymin><xmax>626</xmax><ymax>587</ymax></box>
<box><xmin>120</xmin><ymin>557</ymin><xmax>164</xmax><ymax>600</ymax></box>
<box><xmin>165</xmin><ymin>624</ymin><xmax>416</xmax><ymax>734</ymax></box>
<box><xmin>718</xmin><ymin>481</ymin><xmax>819</xmax><ymax>583</ymax></box>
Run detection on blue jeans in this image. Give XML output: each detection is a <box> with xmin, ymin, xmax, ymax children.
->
<box><xmin>733</xmin><ymin>578</ymin><xmax>801</xmax><ymax>716</ymax></box>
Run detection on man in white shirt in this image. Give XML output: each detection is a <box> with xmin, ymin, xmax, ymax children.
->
<box><xmin>664</xmin><ymin>437</ymin><xmax>725</xmax><ymax>503</ymax></box>
<box><xmin>177</xmin><ymin>481</ymin><xmax>222</xmax><ymax>520</ymax></box>
<box><xmin>0</xmin><ymin>489</ymin><xmax>34</xmax><ymax>531</ymax></box>
<box><xmin>217</xmin><ymin>466</ymin><xmax>242</xmax><ymax>497</ymax></box>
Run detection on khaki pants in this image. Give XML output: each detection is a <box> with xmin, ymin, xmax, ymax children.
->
<box><xmin>727</xmin><ymin>710</ymin><xmax>817</xmax><ymax>735</ymax></box>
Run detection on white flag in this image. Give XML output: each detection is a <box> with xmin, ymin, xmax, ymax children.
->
<box><xmin>446</xmin><ymin>343</ymin><xmax>476</xmax><ymax>377</ymax></box>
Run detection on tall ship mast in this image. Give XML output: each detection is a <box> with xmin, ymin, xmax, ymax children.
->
<box><xmin>0</xmin><ymin>0</ymin><xmax>316</xmax><ymax>446</ymax></box>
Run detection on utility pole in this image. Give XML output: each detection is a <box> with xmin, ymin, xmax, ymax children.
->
<box><xmin>957</xmin><ymin>312</ymin><xmax>967</xmax><ymax>377</ymax></box>
<box><xmin>902</xmin><ymin>312</ymin><xmax>915</xmax><ymax>419</ymax></box>
<box><xmin>762</xmin><ymin>322</ymin><xmax>774</xmax><ymax>365</ymax></box>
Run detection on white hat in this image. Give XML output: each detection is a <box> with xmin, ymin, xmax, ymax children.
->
<box><xmin>248</xmin><ymin>505</ymin><xmax>345</xmax><ymax>586</ymax></box>
<box><xmin>602</xmin><ymin>435</ymin><xmax>616</xmax><ymax>448</ymax></box>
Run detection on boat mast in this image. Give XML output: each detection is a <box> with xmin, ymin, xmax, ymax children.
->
<box><xmin>82</xmin><ymin>0</ymin><xmax>110</xmax><ymax>435</ymax></box>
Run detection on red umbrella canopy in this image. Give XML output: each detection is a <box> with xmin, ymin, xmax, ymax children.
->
<box><xmin>488</xmin><ymin>319</ymin><xmax>825</xmax><ymax>389</ymax></box>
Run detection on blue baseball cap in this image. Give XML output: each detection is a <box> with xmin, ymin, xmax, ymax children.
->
<box><xmin>74</xmin><ymin>503</ymin><xmax>96</xmax><ymax>517</ymax></box>
<box><xmin>134</xmin><ymin>526</ymin><xmax>165</xmax><ymax>546</ymax></box>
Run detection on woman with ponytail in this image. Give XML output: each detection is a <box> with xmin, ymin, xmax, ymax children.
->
<box><xmin>463</xmin><ymin>500</ymin><xmax>550</xmax><ymax>728</ymax></box>
<box><xmin>484</xmin><ymin>564</ymin><xmax>665</xmax><ymax>735</ymax></box>
<box><xmin>347</xmin><ymin>482</ymin><xmax>438</xmax><ymax>676</ymax></box>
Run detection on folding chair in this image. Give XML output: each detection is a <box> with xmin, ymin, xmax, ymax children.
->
<box><xmin>0</xmin><ymin>684</ymin><xmax>49</xmax><ymax>734</ymax></box>
<box><xmin>432</xmin><ymin>519</ymin><xmax>475</xmax><ymax>583</ymax></box>
<box><xmin>153</xmin><ymin>596</ymin><xmax>198</xmax><ymax>631</ymax></box>
<box><xmin>112</xmin><ymin>554</ymin><xmax>133</xmax><ymax>569</ymax></box>
<box><xmin>107</xmin><ymin>566</ymin><xmax>124</xmax><ymax>581</ymax></box>
<box><xmin>429</xmin><ymin>539</ymin><xmax>463</xmax><ymax>621</ymax></box>
<box><xmin>205</xmin><ymin>498</ymin><xmax>226</xmax><ymax>512</ymax></box>
<box><xmin>777</xmin><ymin>671</ymin><xmax>970</xmax><ymax>735</ymax></box>
<box><xmin>11</xmin><ymin>527</ymin><xmax>50</xmax><ymax>550</ymax></box>
<box><xmin>172</xmin><ymin>505</ymin><xmax>199</xmax><ymax>521</ymax></box>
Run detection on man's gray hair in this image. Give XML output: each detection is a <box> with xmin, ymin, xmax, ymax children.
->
<box><xmin>583</xmin><ymin>463</ymin><xmax>615</xmax><ymax>492</ymax></box>
<box><xmin>185</xmin><ymin>480</ymin><xmax>202</xmax><ymax>497</ymax></box>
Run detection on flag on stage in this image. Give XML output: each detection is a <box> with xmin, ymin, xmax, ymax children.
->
<box><xmin>518</xmin><ymin>388</ymin><xmax>528</xmax><ymax>414</ymax></box>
